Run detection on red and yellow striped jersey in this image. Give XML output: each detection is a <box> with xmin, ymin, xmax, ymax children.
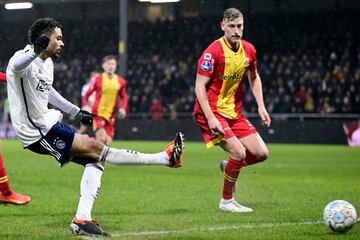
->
<box><xmin>83</xmin><ymin>73</ymin><xmax>128</xmax><ymax>121</ymax></box>
<box><xmin>193</xmin><ymin>37</ymin><xmax>257</xmax><ymax>119</ymax></box>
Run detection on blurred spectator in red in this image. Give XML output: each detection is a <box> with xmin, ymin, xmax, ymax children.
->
<box><xmin>149</xmin><ymin>97</ymin><xmax>163</xmax><ymax>120</ymax></box>
<box><xmin>294</xmin><ymin>85</ymin><xmax>307</xmax><ymax>111</ymax></box>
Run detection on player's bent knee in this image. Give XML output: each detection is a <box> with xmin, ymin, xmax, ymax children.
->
<box><xmin>78</xmin><ymin>134</ymin><xmax>103</xmax><ymax>153</ymax></box>
<box><xmin>96</xmin><ymin>134</ymin><xmax>107</xmax><ymax>144</ymax></box>
<box><xmin>230</xmin><ymin>149</ymin><xmax>246</xmax><ymax>160</ymax></box>
<box><xmin>87</xmin><ymin>138</ymin><xmax>104</xmax><ymax>153</ymax></box>
<box><xmin>100</xmin><ymin>137</ymin><xmax>107</xmax><ymax>145</ymax></box>
<box><xmin>258</xmin><ymin>149</ymin><xmax>269</xmax><ymax>162</ymax></box>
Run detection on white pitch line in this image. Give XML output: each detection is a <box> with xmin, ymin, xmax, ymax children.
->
<box><xmin>111</xmin><ymin>220</ymin><xmax>323</xmax><ymax>238</ymax></box>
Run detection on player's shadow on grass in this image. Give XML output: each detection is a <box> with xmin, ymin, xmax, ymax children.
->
<box><xmin>4</xmin><ymin>211</ymin><xmax>74</xmax><ymax>217</ymax></box>
<box><xmin>302</xmin><ymin>230</ymin><xmax>359</xmax><ymax>237</ymax></box>
<box><xmin>98</xmin><ymin>208</ymin><xmax>193</xmax><ymax>217</ymax></box>
<box><xmin>163</xmin><ymin>208</ymin><xmax>192</xmax><ymax>214</ymax></box>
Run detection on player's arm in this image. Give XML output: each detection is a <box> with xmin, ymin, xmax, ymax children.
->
<box><xmin>11</xmin><ymin>35</ymin><xmax>50</xmax><ymax>72</ymax></box>
<box><xmin>49</xmin><ymin>87</ymin><xmax>80</xmax><ymax>116</ymax></box>
<box><xmin>49</xmin><ymin>87</ymin><xmax>94</xmax><ymax>125</ymax></box>
<box><xmin>195</xmin><ymin>74</ymin><xmax>224</xmax><ymax>134</ymax></box>
<box><xmin>82</xmin><ymin>78</ymin><xmax>96</xmax><ymax>111</ymax></box>
<box><xmin>118</xmin><ymin>80</ymin><xmax>128</xmax><ymax>119</ymax></box>
<box><xmin>247</xmin><ymin>70</ymin><xmax>271</xmax><ymax>127</ymax></box>
<box><xmin>0</xmin><ymin>72</ymin><xmax>6</xmax><ymax>82</ymax></box>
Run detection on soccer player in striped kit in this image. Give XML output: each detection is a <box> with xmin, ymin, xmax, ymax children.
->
<box><xmin>78</xmin><ymin>71</ymin><xmax>98</xmax><ymax>134</ymax></box>
<box><xmin>0</xmin><ymin>72</ymin><xmax>31</xmax><ymax>205</ymax></box>
<box><xmin>193</xmin><ymin>8</ymin><xmax>271</xmax><ymax>213</ymax></box>
<box><xmin>82</xmin><ymin>56</ymin><xmax>127</xmax><ymax>145</ymax></box>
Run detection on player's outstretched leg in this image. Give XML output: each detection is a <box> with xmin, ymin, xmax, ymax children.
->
<box><xmin>99</xmin><ymin>132</ymin><xmax>185</xmax><ymax>167</ymax></box>
<box><xmin>165</xmin><ymin>132</ymin><xmax>185</xmax><ymax>168</ymax></box>
<box><xmin>70</xmin><ymin>218</ymin><xmax>110</xmax><ymax>237</ymax></box>
<box><xmin>0</xmin><ymin>191</ymin><xmax>31</xmax><ymax>205</ymax></box>
<box><xmin>69</xmin><ymin>132</ymin><xmax>185</xmax><ymax>237</ymax></box>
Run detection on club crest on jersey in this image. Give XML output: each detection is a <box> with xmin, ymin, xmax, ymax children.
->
<box><xmin>36</xmin><ymin>80</ymin><xmax>51</xmax><ymax>93</ymax></box>
<box><xmin>244</xmin><ymin>57</ymin><xmax>250</xmax><ymax>68</ymax></box>
<box><xmin>201</xmin><ymin>60</ymin><xmax>212</xmax><ymax>72</ymax></box>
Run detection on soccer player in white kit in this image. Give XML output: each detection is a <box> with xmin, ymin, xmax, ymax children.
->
<box><xmin>6</xmin><ymin>18</ymin><xmax>184</xmax><ymax>237</ymax></box>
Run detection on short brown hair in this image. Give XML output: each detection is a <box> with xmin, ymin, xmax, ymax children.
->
<box><xmin>102</xmin><ymin>55</ymin><xmax>117</xmax><ymax>64</ymax></box>
<box><xmin>223</xmin><ymin>8</ymin><xmax>243</xmax><ymax>21</ymax></box>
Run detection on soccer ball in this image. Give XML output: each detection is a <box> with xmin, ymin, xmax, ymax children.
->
<box><xmin>323</xmin><ymin>200</ymin><xmax>357</xmax><ymax>233</ymax></box>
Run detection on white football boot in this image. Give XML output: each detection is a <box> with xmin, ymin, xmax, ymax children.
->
<box><xmin>219</xmin><ymin>198</ymin><xmax>253</xmax><ymax>213</ymax></box>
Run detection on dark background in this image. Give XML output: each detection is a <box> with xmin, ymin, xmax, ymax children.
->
<box><xmin>0</xmin><ymin>0</ymin><xmax>359</xmax><ymax>144</ymax></box>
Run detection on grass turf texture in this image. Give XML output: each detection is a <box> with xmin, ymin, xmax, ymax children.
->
<box><xmin>0</xmin><ymin>140</ymin><xmax>359</xmax><ymax>239</ymax></box>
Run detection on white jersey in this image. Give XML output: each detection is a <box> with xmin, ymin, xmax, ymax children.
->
<box><xmin>7</xmin><ymin>45</ymin><xmax>62</xmax><ymax>147</ymax></box>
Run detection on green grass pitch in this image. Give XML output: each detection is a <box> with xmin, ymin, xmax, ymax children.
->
<box><xmin>0</xmin><ymin>139</ymin><xmax>359</xmax><ymax>239</ymax></box>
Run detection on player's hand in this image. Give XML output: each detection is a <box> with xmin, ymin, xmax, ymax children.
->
<box><xmin>76</xmin><ymin>109</ymin><xmax>95</xmax><ymax>126</ymax></box>
<box><xmin>119</xmin><ymin>108</ymin><xmax>126</xmax><ymax>119</ymax></box>
<box><xmin>258</xmin><ymin>107</ymin><xmax>271</xmax><ymax>127</ymax></box>
<box><xmin>33</xmin><ymin>35</ymin><xmax>50</xmax><ymax>54</ymax></box>
<box><xmin>208</xmin><ymin>116</ymin><xmax>225</xmax><ymax>136</ymax></box>
<box><xmin>82</xmin><ymin>105</ymin><xmax>91</xmax><ymax>112</ymax></box>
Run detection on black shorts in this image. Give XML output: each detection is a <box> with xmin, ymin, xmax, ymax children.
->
<box><xmin>25</xmin><ymin>122</ymin><xmax>76</xmax><ymax>167</ymax></box>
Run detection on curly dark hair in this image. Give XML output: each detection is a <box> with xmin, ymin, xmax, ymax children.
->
<box><xmin>28</xmin><ymin>17</ymin><xmax>62</xmax><ymax>44</ymax></box>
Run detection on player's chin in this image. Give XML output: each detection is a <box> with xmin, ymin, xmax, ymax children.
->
<box><xmin>231</xmin><ymin>38</ymin><xmax>240</xmax><ymax>44</ymax></box>
<box><xmin>53</xmin><ymin>51</ymin><xmax>61</xmax><ymax>59</ymax></box>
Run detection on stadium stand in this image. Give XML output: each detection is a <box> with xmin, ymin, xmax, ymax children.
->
<box><xmin>0</xmin><ymin>11</ymin><xmax>359</xmax><ymax>123</ymax></box>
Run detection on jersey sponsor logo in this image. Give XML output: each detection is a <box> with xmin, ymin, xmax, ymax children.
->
<box><xmin>201</xmin><ymin>60</ymin><xmax>212</xmax><ymax>71</ymax></box>
<box><xmin>36</xmin><ymin>80</ymin><xmax>51</xmax><ymax>93</ymax></box>
<box><xmin>219</xmin><ymin>74</ymin><xmax>242</xmax><ymax>81</ymax></box>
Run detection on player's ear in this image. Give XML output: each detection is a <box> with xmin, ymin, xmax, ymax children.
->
<box><xmin>220</xmin><ymin>21</ymin><xmax>225</xmax><ymax>31</ymax></box>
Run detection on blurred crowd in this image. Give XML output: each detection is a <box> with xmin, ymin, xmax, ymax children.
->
<box><xmin>0</xmin><ymin>11</ymin><xmax>359</xmax><ymax>122</ymax></box>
